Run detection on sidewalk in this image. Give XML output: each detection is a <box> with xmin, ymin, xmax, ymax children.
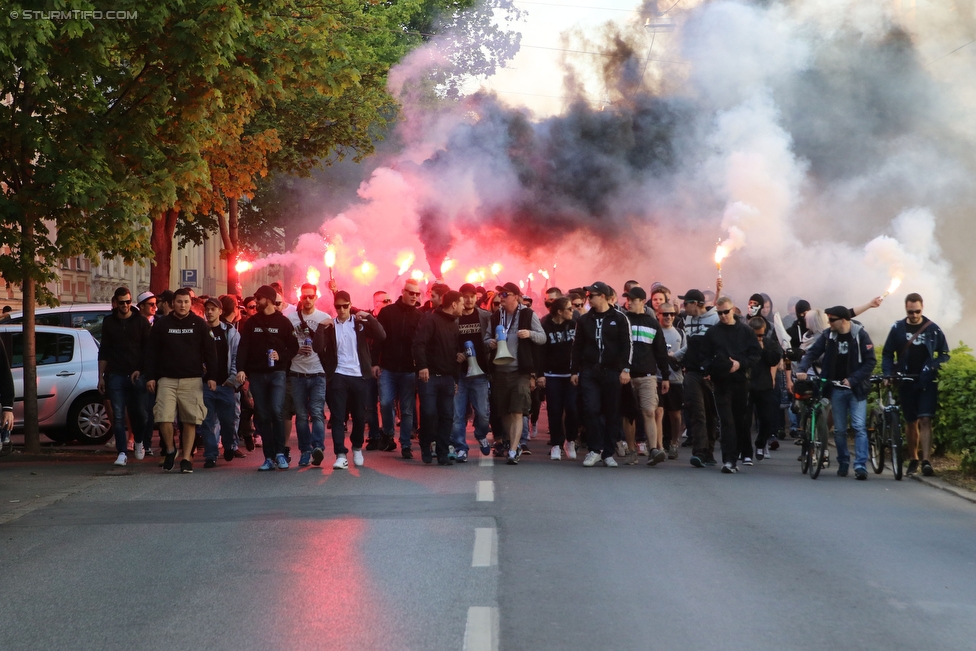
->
<box><xmin>910</xmin><ymin>472</ymin><xmax>976</xmax><ymax>505</ymax></box>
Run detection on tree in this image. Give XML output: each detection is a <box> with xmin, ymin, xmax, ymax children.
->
<box><xmin>1</xmin><ymin>1</ymin><xmax>247</xmax><ymax>450</ymax></box>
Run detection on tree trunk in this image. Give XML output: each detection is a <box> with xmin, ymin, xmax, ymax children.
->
<box><xmin>21</xmin><ymin>218</ymin><xmax>39</xmax><ymax>454</ymax></box>
<box><xmin>225</xmin><ymin>195</ymin><xmax>240</xmax><ymax>295</ymax></box>
<box><xmin>149</xmin><ymin>208</ymin><xmax>179</xmax><ymax>293</ymax></box>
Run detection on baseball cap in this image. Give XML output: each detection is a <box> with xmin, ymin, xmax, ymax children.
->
<box><xmin>459</xmin><ymin>283</ymin><xmax>478</xmax><ymax>295</ymax></box>
<box><xmin>624</xmin><ymin>286</ymin><xmax>647</xmax><ymax>301</ymax></box>
<box><xmin>204</xmin><ymin>297</ymin><xmax>221</xmax><ymax>310</ymax></box>
<box><xmin>825</xmin><ymin>305</ymin><xmax>852</xmax><ymax>319</ymax></box>
<box><xmin>495</xmin><ymin>282</ymin><xmax>522</xmax><ymax>296</ymax></box>
<box><xmin>678</xmin><ymin>289</ymin><xmax>705</xmax><ymax>303</ymax></box>
<box><xmin>254</xmin><ymin>285</ymin><xmax>277</xmax><ymax>302</ymax></box>
<box><xmin>583</xmin><ymin>281</ymin><xmax>612</xmax><ymax>296</ymax></box>
<box><xmin>136</xmin><ymin>291</ymin><xmax>155</xmax><ymax>306</ymax></box>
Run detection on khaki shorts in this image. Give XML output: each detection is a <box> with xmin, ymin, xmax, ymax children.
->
<box><xmin>492</xmin><ymin>372</ymin><xmax>532</xmax><ymax>415</ymax></box>
<box><xmin>631</xmin><ymin>376</ymin><xmax>659</xmax><ymax>414</ymax></box>
<box><xmin>154</xmin><ymin>377</ymin><xmax>208</xmax><ymax>425</ymax></box>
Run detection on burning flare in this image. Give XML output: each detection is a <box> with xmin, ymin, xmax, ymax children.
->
<box><xmin>306</xmin><ymin>266</ymin><xmax>321</xmax><ymax>286</ymax></box>
<box><xmin>490</xmin><ymin>262</ymin><xmax>502</xmax><ymax>276</ymax></box>
<box><xmin>410</xmin><ymin>269</ymin><xmax>425</xmax><ymax>281</ymax></box>
<box><xmin>882</xmin><ymin>276</ymin><xmax>903</xmax><ymax>298</ymax></box>
<box><xmin>714</xmin><ymin>245</ymin><xmax>730</xmax><ymax>267</ymax></box>
<box><xmin>235</xmin><ymin>259</ymin><xmax>252</xmax><ymax>274</ymax></box>
<box><xmin>396</xmin><ymin>252</ymin><xmax>415</xmax><ymax>276</ymax></box>
<box><xmin>440</xmin><ymin>258</ymin><xmax>455</xmax><ymax>275</ymax></box>
<box><xmin>324</xmin><ymin>248</ymin><xmax>336</xmax><ymax>269</ymax></box>
<box><xmin>538</xmin><ymin>269</ymin><xmax>550</xmax><ymax>280</ymax></box>
<box><xmin>360</xmin><ymin>261</ymin><xmax>374</xmax><ymax>276</ymax></box>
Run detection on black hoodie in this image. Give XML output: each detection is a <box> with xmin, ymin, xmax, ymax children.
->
<box><xmin>237</xmin><ymin>309</ymin><xmax>299</xmax><ymax>375</ymax></box>
<box><xmin>413</xmin><ymin>309</ymin><xmax>462</xmax><ymax>378</ymax></box>
<box><xmin>145</xmin><ymin>311</ymin><xmax>218</xmax><ymax>382</ymax></box>
<box><xmin>377</xmin><ymin>297</ymin><xmax>422</xmax><ymax>373</ymax></box>
<box><xmin>98</xmin><ymin>307</ymin><xmax>151</xmax><ymax>375</ymax></box>
<box><xmin>702</xmin><ymin>319</ymin><xmax>762</xmax><ymax>383</ymax></box>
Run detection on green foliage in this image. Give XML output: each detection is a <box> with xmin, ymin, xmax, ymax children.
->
<box><xmin>937</xmin><ymin>344</ymin><xmax>976</xmax><ymax>473</ymax></box>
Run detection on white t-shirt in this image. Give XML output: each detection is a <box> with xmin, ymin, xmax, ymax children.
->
<box><xmin>287</xmin><ymin>308</ymin><xmax>332</xmax><ymax>374</ymax></box>
<box><xmin>334</xmin><ymin>317</ymin><xmax>362</xmax><ymax>377</ymax></box>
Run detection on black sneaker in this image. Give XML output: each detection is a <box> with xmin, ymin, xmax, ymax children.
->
<box><xmin>163</xmin><ymin>449</ymin><xmax>177</xmax><ymax>472</ymax></box>
<box><xmin>421</xmin><ymin>453</ymin><xmax>433</xmax><ymax>464</ymax></box>
<box><xmin>690</xmin><ymin>456</ymin><xmax>704</xmax><ymax>468</ymax></box>
<box><xmin>506</xmin><ymin>451</ymin><xmax>519</xmax><ymax>465</ymax></box>
<box><xmin>381</xmin><ymin>436</ymin><xmax>398</xmax><ymax>452</ymax></box>
<box><xmin>311</xmin><ymin>448</ymin><xmax>324</xmax><ymax>466</ymax></box>
<box><xmin>437</xmin><ymin>458</ymin><xmax>454</xmax><ymax>466</ymax></box>
<box><xmin>519</xmin><ymin>444</ymin><xmax>532</xmax><ymax>455</ymax></box>
<box><xmin>921</xmin><ymin>460</ymin><xmax>934</xmax><ymax>476</ymax></box>
<box><xmin>907</xmin><ymin>459</ymin><xmax>919</xmax><ymax>475</ymax></box>
<box><xmin>854</xmin><ymin>467</ymin><xmax>867</xmax><ymax>481</ymax></box>
<box><xmin>204</xmin><ymin>458</ymin><xmax>217</xmax><ymax>469</ymax></box>
<box><xmin>365</xmin><ymin>439</ymin><xmax>380</xmax><ymax>451</ymax></box>
<box><xmin>180</xmin><ymin>459</ymin><xmax>193</xmax><ymax>473</ymax></box>
<box><xmin>223</xmin><ymin>448</ymin><xmax>235</xmax><ymax>462</ymax></box>
<box><xmin>837</xmin><ymin>463</ymin><xmax>849</xmax><ymax>477</ymax></box>
<box><xmin>401</xmin><ymin>447</ymin><xmax>413</xmax><ymax>460</ymax></box>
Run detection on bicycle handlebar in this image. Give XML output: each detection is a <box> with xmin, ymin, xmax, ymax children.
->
<box><xmin>869</xmin><ymin>374</ymin><xmax>916</xmax><ymax>384</ymax></box>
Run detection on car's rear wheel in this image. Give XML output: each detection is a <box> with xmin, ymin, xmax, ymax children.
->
<box><xmin>68</xmin><ymin>393</ymin><xmax>111</xmax><ymax>444</ymax></box>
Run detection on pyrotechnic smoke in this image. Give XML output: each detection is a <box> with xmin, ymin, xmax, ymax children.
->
<box><xmin>292</xmin><ymin>0</ymin><xmax>974</xmax><ymax>341</ymax></box>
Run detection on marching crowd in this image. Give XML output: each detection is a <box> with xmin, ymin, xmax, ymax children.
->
<box><xmin>76</xmin><ymin>274</ymin><xmax>950</xmax><ymax>479</ymax></box>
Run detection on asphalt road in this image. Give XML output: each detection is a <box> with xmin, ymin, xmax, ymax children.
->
<box><xmin>2</xmin><ymin>430</ymin><xmax>975</xmax><ymax>651</ymax></box>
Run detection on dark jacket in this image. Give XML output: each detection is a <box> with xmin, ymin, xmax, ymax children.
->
<box><xmin>750</xmin><ymin>328</ymin><xmax>783</xmax><ymax>391</ymax></box>
<box><xmin>541</xmin><ymin>315</ymin><xmax>577</xmax><ymax>376</ymax></box>
<box><xmin>376</xmin><ymin>298</ymin><xmax>422</xmax><ymax>373</ymax></box>
<box><xmin>413</xmin><ymin>309</ymin><xmax>463</xmax><ymax>378</ymax></box>
<box><xmin>881</xmin><ymin>316</ymin><xmax>949</xmax><ymax>383</ymax></box>
<box><xmin>457</xmin><ymin>307</ymin><xmax>491</xmax><ymax>376</ymax></box>
<box><xmin>680</xmin><ymin>308</ymin><xmax>720</xmax><ymax>373</ymax></box>
<box><xmin>237</xmin><ymin>310</ymin><xmax>299</xmax><ymax>375</ymax></box>
<box><xmin>0</xmin><ymin>339</ymin><xmax>13</xmax><ymax>413</ymax></box>
<box><xmin>626</xmin><ymin>311</ymin><xmax>670</xmax><ymax>379</ymax></box>
<box><xmin>797</xmin><ymin>322</ymin><xmax>876</xmax><ymax>400</ymax></box>
<box><xmin>98</xmin><ymin>307</ymin><xmax>151</xmax><ymax>376</ymax></box>
<box><xmin>487</xmin><ymin>306</ymin><xmax>544</xmax><ymax>376</ymax></box>
<box><xmin>570</xmin><ymin>307</ymin><xmax>633</xmax><ymax>374</ymax></box>
<box><xmin>702</xmin><ymin>319</ymin><xmax>763</xmax><ymax>383</ymax></box>
<box><xmin>313</xmin><ymin>311</ymin><xmax>386</xmax><ymax>380</ymax></box>
<box><xmin>787</xmin><ymin>319</ymin><xmax>808</xmax><ymax>362</ymax></box>
<box><xmin>145</xmin><ymin>312</ymin><xmax>218</xmax><ymax>383</ymax></box>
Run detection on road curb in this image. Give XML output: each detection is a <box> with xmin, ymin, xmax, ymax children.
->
<box><xmin>910</xmin><ymin>474</ymin><xmax>976</xmax><ymax>506</ymax></box>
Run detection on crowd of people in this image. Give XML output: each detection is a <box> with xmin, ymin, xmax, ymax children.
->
<box><xmin>86</xmin><ymin>274</ymin><xmax>950</xmax><ymax>479</ymax></box>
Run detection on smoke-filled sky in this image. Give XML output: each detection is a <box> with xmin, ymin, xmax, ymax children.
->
<box><xmin>258</xmin><ymin>0</ymin><xmax>975</xmax><ymax>345</ymax></box>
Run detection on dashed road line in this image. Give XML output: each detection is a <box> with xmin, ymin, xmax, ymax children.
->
<box><xmin>471</xmin><ymin>527</ymin><xmax>497</xmax><ymax>567</ymax></box>
<box><xmin>479</xmin><ymin>454</ymin><xmax>494</xmax><ymax>467</ymax></box>
<box><xmin>476</xmin><ymin>480</ymin><xmax>494</xmax><ymax>502</ymax></box>
<box><xmin>463</xmin><ymin>606</ymin><xmax>499</xmax><ymax>651</ymax></box>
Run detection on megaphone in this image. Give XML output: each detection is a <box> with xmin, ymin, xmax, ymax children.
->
<box><xmin>493</xmin><ymin>325</ymin><xmax>515</xmax><ymax>365</ymax></box>
<box><xmin>465</xmin><ymin>341</ymin><xmax>485</xmax><ymax>377</ymax></box>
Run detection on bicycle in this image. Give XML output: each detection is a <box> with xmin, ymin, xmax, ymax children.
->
<box><xmin>867</xmin><ymin>374</ymin><xmax>914</xmax><ymax>481</ymax></box>
<box><xmin>791</xmin><ymin>375</ymin><xmax>842</xmax><ymax>480</ymax></box>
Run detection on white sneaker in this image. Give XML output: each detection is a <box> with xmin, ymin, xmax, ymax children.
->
<box><xmin>743</xmin><ymin>457</ymin><xmax>753</xmax><ymax>466</ymax></box>
<box><xmin>133</xmin><ymin>443</ymin><xmax>145</xmax><ymax>460</ymax></box>
<box><xmin>566</xmin><ymin>443</ymin><xmax>577</xmax><ymax>460</ymax></box>
<box><xmin>603</xmin><ymin>456</ymin><xmax>618</xmax><ymax>468</ymax></box>
<box><xmin>615</xmin><ymin>441</ymin><xmax>628</xmax><ymax>457</ymax></box>
<box><xmin>333</xmin><ymin>454</ymin><xmax>348</xmax><ymax>470</ymax></box>
<box><xmin>114</xmin><ymin>452</ymin><xmax>127</xmax><ymax>466</ymax></box>
<box><xmin>638</xmin><ymin>442</ymin><xmax>648</xmax><ymax>456</ymax></box>
<box><xmin>352</xmin><ymin>449</ymin><xmax>364</xmax><ymax>466</ymax></box>
<box><xmin>582</xmin><ymin>451</ymin><xmax>601</xmax><ymax>467</ymax></box>
<box><xmin>550</xmin><ymin>445</ymin><xmax>561</xmax><ymax>461</ymax></box>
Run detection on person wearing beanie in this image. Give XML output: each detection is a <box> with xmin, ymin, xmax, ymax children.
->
<box><xmin>796</xmin><ymin>305</ymin><xmax>877</xmax><ymax>480</ymax></box>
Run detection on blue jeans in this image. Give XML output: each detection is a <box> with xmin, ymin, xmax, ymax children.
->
<box><xmin>200</xmin><ymin>384</ymin><xmax>238</xmax><ymax>460</ymax></box>
<box><xmin>290</xmin><ymin>374</ymin><xmax>327</xmax><ymax>452</ymax></box>
<box><xmin>249</xmin><ymin>371</ymin><xmax>287</xmax><ymax>459</ymax></box>
<box><xmin>379</xmin><ymin>370</ymin><xmax>416</xmax><ymax>450</ymax></box>
<box><xmin>830</xmin><ymin>388</ymin><xmax>868</xmax><ymax>469</ymax></box>
<box><xmin>452</xmin><ymin>374</ymin><xmax>489</xmax><ymax>453</ymax></box>
<box><xmin>420</xmin><ymin>375</ymin><xmax>456</xmax><ymax>461</ymax></box>
<box><xmin>106</xmin><ymin>373</ymin><xmax>147</xmax><ymax>454</ymax></box>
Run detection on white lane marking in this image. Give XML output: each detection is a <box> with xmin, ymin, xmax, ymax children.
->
<box><xmin>476</xmin><ymin>480</ymin><xmax>494</xmax><ymax>502</ymax></box>
<box><xmin>479</xmin><ymin>454</ymin><xmax>494</xmax><ymax>467</ymax></box>
<box><xmin>0</xmin><ymin>478</ymin><xmax>99</xmax><ymax>525</ymax></box>
<box><xmin>463</xmin><ymin>606</ymin><xmax>499</xmax><ymax>651</ymax></box>
<box><xmin>472</xmin><ymin>527</ymin><xmax>497</xmax><ymax>567</ymax></box>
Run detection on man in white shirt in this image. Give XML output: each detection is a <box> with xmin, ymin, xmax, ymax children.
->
<box><xmin>287</xmin><ymin>283</ymin><xmax>333</xmax><ymax>467</ymax></box>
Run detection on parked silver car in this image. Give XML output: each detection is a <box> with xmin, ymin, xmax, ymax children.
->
<box><xmin>0</xmin><ymin>324</ymin><xmax>111</xmax><ymax>444</ymax></box>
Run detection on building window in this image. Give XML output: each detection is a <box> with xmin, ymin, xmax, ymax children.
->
<box><xmin>63</xmin><ymin>280</ymin><xmax>72</xmax><ymax>294</ymax></box>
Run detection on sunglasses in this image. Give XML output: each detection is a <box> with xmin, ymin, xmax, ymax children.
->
<box><xmin>660</xmin><ymin>312</ymin><xmax>676</xmax><ymax>317</ymax></box>
<box><xmin>380</xmin><ymin>298</ymin><xmax>393</xmax><ymax>304</ymax></box>
<box><xmin>572</xmin><ymin>303</ymin><xmax>583</xmax><ymax>308</ymax></box>
<box><xmin>145</xmin><ymin>301</ymin><xmax>157</xmax><ymax>308</ymax></box>
<box><xmin>335</xmin><ymin>303</ymin><xmax>351</xmax><ymax>310</ymax></box>
<box><xmin>117</xmin><ymin>300</ymin><xmax>132</xmax><ymax>305</ymax></box>
<box><xmin>716</xmin><ymin>309</ymin><xmax>732</xmax><ymax>316</ymax></box>
<box><xmin>499</xmin><ymin>292</ymin><xmax>515</xmax><ymax>298</ymax></box>
<box><xmin>906</xmin><ymin>309</ymin><xmax>921</xmax><ymax>315</ymax></box>
<box><xmin>245</xmin><ymin>304</ymin><xmax>256</xmax><ymax>310</ymax></box>
<box><xmin>302</xmin><ymin>294</ymin><xmax>316</xmax><ymax>300</ymax></box>
<box><xmin>405</xmin><ymin>290</ymin><xmax>421</xmax><ymax>297</ymax></box>
<box><xmin>828</xmin><ymin>316</ymin><xmax>842</xmax><ymax>323</ymax></box>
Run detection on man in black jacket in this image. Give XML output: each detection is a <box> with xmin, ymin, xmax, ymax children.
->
<box><xmin>235</xmin><ymin>284</ymin><xmax>299</xmax><ymax>471</ymax></box>
<box><xmin>571</xmin><ymin>281</ymin><xmax>633</xmax><ymax>468</ymax></box>
<box><xmin>145</xmin><ymin>288</ymin><xmax>218</xmax><ymax>473</ymax></box>
<box><xmin>414</xmin><ymin>290</ymin><xmax>464</xmax><ymax>465</ymax></box>
<box><xmin>703</xmin><ymin>297</ymin><xmax>762</xmax><ymax>473</ymax></box>
<box><xmin>748</xmin><ymin>316</ymin><xmax>783</xmax><ymax>461</ymax></box>
<box><xmin>376</xmin><ymin>279</ymin><xmax>423</xmax><ymax>457</ymax></box>
<box><xmin>98</xmin><ymin>287</ymin><xmax>152</xmax><ymax>466</ymax></box>
<box><xmin>313</xmin><ymin>290</ymin><xmax>386</xmax><ymax>469</ymax></box>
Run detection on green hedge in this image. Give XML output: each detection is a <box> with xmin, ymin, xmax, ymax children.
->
<box><xmin>937</xmin><ymin>344</ymin><xmax>976</xmax><ymax>473</ymax></box>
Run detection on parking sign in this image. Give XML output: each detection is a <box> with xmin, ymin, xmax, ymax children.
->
<box><xmin>180</xmin><ymin>269</ymin><xmax>198</xmax><ymax>287</ymax></box>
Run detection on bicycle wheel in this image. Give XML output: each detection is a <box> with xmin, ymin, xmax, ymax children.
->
<box><xmin>810</xmin><ymin>411</ymin><xmax>828</xmax><ymax>480</ymax></box>
<box><xmin>867</xmin><ymin>408</ymin><xmax>885</xmax><ymax>474</ymax></box>
<box><xmin>888</xmin><ymin>412</ymin><xmax>903</xmax><ymax>481</ymax></box>
<box><xmin>799</xmin><ymin>413</ymin><xmax>811</xmax><ymax>475</ymax></box>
